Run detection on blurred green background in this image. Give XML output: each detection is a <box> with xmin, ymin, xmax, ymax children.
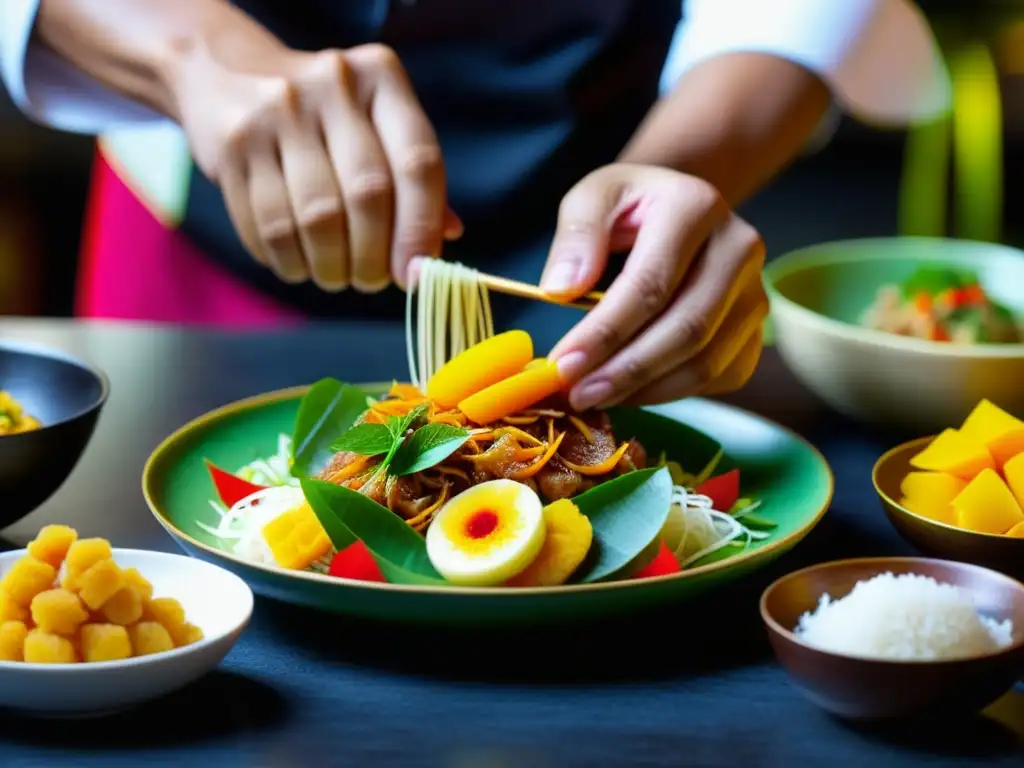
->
<box><xmin>1</xmin><ymin>2</ymin><xmax>1023</xmax><ymax>318</ymax></box>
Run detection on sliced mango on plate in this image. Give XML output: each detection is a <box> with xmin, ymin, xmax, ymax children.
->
<box><xmin>958</xmin><ymin>398</ymin><xmax>1024</xmax><ymax>468</ymax></box>
<box><xmin>910</xmin><ymin>428</ymin><xmax>995</xmax><ymax>481</ymax></box>
<box><xmin>898</xmin><ymin>471</ymin><xmax>965</xmax><ymax>526</ymax></box>
<box><xmin>427</xmin><ymin>330</ymin><xmax>534</xmax><ymax>409</ymax></box>
<box><xmin>952</xmin><ymin>468</ymin><xmax>1024</xmax><ymax>535</ymax></box>
<box><xmin>459</xmin><ymin>358</ymin><xmax>563</xmax><ymax>425</ymax></box>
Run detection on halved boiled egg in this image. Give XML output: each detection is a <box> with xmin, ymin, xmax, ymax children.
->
<box><xmin>425</xmin><ymin>479</ymin><xmax>546</xmax><ymax>586</ymax></box>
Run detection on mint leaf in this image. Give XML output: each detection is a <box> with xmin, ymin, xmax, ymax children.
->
<box><xmin>329</xmin><ymin>423</ymin><xmax>394</xmax><ymax>455</ymax></box>
<box><xmin>391</xmin><ymin>424</ymin><xmax>470</xmax><ymax>476</ymax></box>
<box><xmin>387</xmin><ymin>402</ymin><xmax>430</xmax><ymax>439</ymax></box>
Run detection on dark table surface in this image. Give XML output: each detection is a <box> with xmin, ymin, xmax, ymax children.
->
<box><xmin>1</xmin><ymin>317</ymin><xmax>1022</xmax><ymax>768</ymax></box>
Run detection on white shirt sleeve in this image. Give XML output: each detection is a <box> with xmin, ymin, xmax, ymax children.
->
<box><xmin>1</xmin><ymin>0</ymin><xmax>168</xmax><ymax>133</ymax></box>
<box><xmin>662</xmin><ymin>0</ymin><xmax>952</xmax><ymax>125</ymax></box>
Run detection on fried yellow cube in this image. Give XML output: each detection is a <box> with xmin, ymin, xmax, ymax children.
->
<box><xmin>101</xmin><ymin>586</ymin><xmax>143</xmax><ymax>626</ymax></box>
<box><xmin>144</xmin><ymin>597</ymin><xmax>189</xmax><ymax>643</ymax></box>
<box><xmin>76</xmin><ymin>560</ymin><xmax>125</xmax><ymax>611</ymax></box>
<box><xmin>0</xmin><ymin>591</ymin><xmax>28</xmax><ymax>623</ymax></box>
<box><xmin>122</xmin><ymin>567</ymin><xmax>153</xmax><ymax>602</ymax></box>
<box><xmin>176</xmin><ymin>622</ymin><xmax>204</xmax><ymax>647</ymax></box>
<box><xmin>128</xmin><ymin>621</ymin><xmax>174</xmax><ymax>657</ymax></box>
<box><xmin>80</xmin><ymin>623</ymin><xmax>132</xmax><ymax>663</ymax></box>
<box><xmin>0</xmin><ymin>620</ymin><xmax>28</xmax><ymax>661</ymax></box>
<box><xmin>23</xmin><ymin>628</ymin><xmax>77</xmax><ymax>663</ymax></box>
<box><xmin>27</xmin><ymin>525</ymin><xmax>78</xmax><ymax>569</ymax></box>
<box><xmin>30</xmin><ymin>588</ymin><xmax>88</xmax><ymax>636</ymax></box>
<box><xmin>62</xmin><ymin>538</ymin><xmax>113</xmax><ymax>590</ymax></box>
<box><xmin>1</xmin><ymin>556</ymin><xmax>57</xmax><ymax>607</ymax></box>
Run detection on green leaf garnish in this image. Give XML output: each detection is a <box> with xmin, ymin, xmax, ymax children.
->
<box><xmin>301</xmin><ymin>478</ymin><xmax>445</xmax><ymax>585</ymax></box>
<box><xmin>901</xmin><ymin>266</ymin><xmax>978</xmax><ymax>298</ymax></box>
<box><xmin>571</xmin><ymin>467</ymin><xmax>673</xmax><ymax>583</ymax></box>
<box><xmin>330</xmin><ymin>423</ymin><xmax>393</xmax><ymax>455</ymax></box>
<box><xmin>388</xmin><ymin>402</ymin><xmax>430</xmax><ymax>439</ymax></box>
<box><xmin>291</xmin><ymin>378</ymin><xmax>369</xmax><ymax>477</ymax></box>
<box><xmin>390</xmin><ymin>424</ymin><xmax>470</xmax><ymax>476</ymax></box>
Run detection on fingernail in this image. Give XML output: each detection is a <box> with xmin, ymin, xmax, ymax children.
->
<box><xmin>555</xmin><ymin>350</ymin><xmax>588</xmax><ymax>383</ymax></box>
<box><xmin>443</xmin><ymin>221</ymin><xmax>464</xmax><ymax>240</ymax></box>
<box><xmin>541</xmin><ymin>259</ymin><xmax>580</xmax><ymax>295</ymax></box>
<box><xmin>572</xmin><ymin>379</ymin><xmax>613</xmax><ymax>411</ymax></box>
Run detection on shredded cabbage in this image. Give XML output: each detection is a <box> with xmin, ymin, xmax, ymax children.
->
<box><xmin>196</xmin><ymin>434</ymin><xmax>303</xmax><ymax>565</ymax></box>
<box><xmin>660</xmin><ymin>485</ymin><xmax>770</xmax><ymax>568</ymax></box>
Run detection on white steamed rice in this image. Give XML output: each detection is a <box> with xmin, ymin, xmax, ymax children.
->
<box><xmin>795</xmin><ymin>572</ymin><xmax>1015</xmax><ymax>660</ymax></box>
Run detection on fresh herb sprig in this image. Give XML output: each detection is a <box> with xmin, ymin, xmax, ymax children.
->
<box><xmin>329</xmin><ymin>402</ymin><xmax>470</xmax><ymax>477</ymax></box>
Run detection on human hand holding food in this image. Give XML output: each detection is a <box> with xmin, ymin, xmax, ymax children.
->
<box><xmin>172</xmin><ymin>40</ymin><xmax>460</xmax><ymax>292</ymax></box>
<box><xmin>542</xmin><ymin>163</ymin><xmax>768</xmax><ymax>410</ymax></box>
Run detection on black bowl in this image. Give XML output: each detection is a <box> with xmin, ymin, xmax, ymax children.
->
<box><xmin>0</xmin><ymin>339</ymin><xmax>109</xmax><ymax>528</ymax></box>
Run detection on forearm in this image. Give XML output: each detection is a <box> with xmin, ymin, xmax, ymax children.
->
<box><xmin>34</xmin><ymin>0</ymin><xmax>286</xmax><ymax>122</ymax></box>
<box><xmin>620</xmin><ymin>52</ymin><xmax>831</xmax><ymax>205</ymax></box>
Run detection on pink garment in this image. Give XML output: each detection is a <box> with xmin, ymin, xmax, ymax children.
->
<box><xmin>76</xmin><ymin>147</ymin><xmax>303</xmax><ymax>327</ymax></box>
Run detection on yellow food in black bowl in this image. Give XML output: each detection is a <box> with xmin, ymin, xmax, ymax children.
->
<box><xmin>0</xmin><ymin>391</ymin><xmax>41</xmax><ymax>436</ymax></box>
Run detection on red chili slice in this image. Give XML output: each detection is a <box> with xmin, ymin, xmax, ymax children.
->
<box><xmin>633</xmin><ymin>540</ymin><xmax>681</xmax><ymax>579</ymax></box>
<box><xmin>205</xmin><ymin>460</ymin><xmax>268</xmax><ymax>508</ymax></box>
<box><xmin>328</xmin><ymin>541</ymin><xmax>386</xmax><ymax>582</ymax></box>
<box><xmin>695</xmin><ymin>468</ymin><xmax>740</xmax><ymax>512</ymax></box>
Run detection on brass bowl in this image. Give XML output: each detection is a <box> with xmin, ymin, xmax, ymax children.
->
<box><xmin>760</xmin><ymin>557</ymin><xmax>1024</xmax><ymax>720</ymax></box>
<box><xmin>873</xmin><ymin>436</ymin><xmax>1024</xmax><ymax>577</ymax></box>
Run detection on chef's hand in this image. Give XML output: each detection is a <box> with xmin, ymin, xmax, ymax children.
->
<box><xmin>543</xmin><ymin>163</ymin><xmax>768</xmax><ymax>410</ymax></box>
<box><xmin>176</xmin><ymin>42</ymin><xmax>460</xmax><ymax>292</ymax></box>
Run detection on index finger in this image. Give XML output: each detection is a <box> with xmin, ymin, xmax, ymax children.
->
<box><xmin>353</xmin><ymin>47</ymin><xmax>447</xmax><ymax>289</ymax></box>
<box><xmin>550</xmin><ymin>177</ymin><xmax>729</xmax><ymax>385</ymax></box>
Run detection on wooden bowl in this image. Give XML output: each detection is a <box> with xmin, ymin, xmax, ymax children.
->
<box><xmin>760</xmin><ymin>557</ymin><xmax>1024</xmax><ymax>720</ymax></box>
<box><xmin>873</xmin><ymin>436</ymin><xmax>1024</xmax><ymax>577</ymax></box>
<box><xmin>0</xmin><ymin>339</ymin><xmax>109</xmax><ymax>529</ymax></box>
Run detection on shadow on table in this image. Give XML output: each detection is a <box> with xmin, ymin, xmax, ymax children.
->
<box><xmin>257</xmin><ymin>508</ymin><xmax>900</xmax><ymax>686</ymax></box>
<box><xmin>0</xmin><ymin>671</ymin><xmax>288</xmax><ymax>749</ymax></box>
<box><xmin>841</xmin><ymin>708</ymin><xmax>1023</xmax><ymax>760</ymax></box>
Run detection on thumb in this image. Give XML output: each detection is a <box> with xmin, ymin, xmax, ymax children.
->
<box><xmin>540</xmin><ymin>172</ymin><xmax>625</xmax><ymax>298</ymax></box>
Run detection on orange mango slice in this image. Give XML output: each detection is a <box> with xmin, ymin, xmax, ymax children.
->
<box><xmin>1003</xmin><ymin>452</ymin><xmax>1024</xmax><ymax>510</ymax></box>
<box><xmin>1005</xmin><ymin>521</ymin><xmax>1024</xmax><ymax>538</ymax></box>
<box><xmin>459</xmin><ymin>359</ymin><xmax>563</xmax><ymax>425</ymax></box>
<box><xmin>506</xmin><ymin>499</ymin><xmax>593</xmax><ymax>587</ymax></box>
<box><xmin>958</xmin><ymin>399</ymin><xmax>1024</xmax><ymax>468</ymax></box>
<box><xmin>427</xmin><ymin>331</ymin><xmax>534</xmax><ymax>409</ymax></box>
<box><xmin>952</xmin><ymin>468</ymin><xmax>1024</xmax><ymax>535</ymax></box>
<box><xmin>909</xmin><ymin>428</ymin><xmax>994</xmax><ymax>481</ymax></box>
<box><xmin>898</xmin><ymin>471</ymin><xmax>965</xmax><ymax>526</ymax></box>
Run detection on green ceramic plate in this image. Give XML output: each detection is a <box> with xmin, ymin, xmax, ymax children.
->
<box><xmin>142</xmin><ymin>387</ymin><xmax>833</xmax><ymax>626</ymax></box>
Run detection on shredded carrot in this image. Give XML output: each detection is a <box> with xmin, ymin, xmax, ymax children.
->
<box><xmin>511</xmin><ymin>431</ymin><xmax>565</xmax><ymax>479</ymax></box>
<box><xmin>431</xmin><ymin>410</ymin><xmax>468</xmax><ymax>426</ymax></box>
<box><xmin>407</xmin><ymin>483</ymin><xmax>451</xmax><ymax>529</ymax></box>
<box><xmin>515</xmin><ymin>445</ymin><xmax>547</xmax><ymax>461</ymax></box>
<box><xmin>327</xmin><ymin>455</ymin><xmax>374</xmax><ymax>483</ymax></box>
<box><xmin>363</xmin><ymin>410</ymin><xmax>386</xmax><ymax>425</ymax></box>
<box><xmin>388</xmin><ymin>382</ymin><xmax>425</xmax><ymax>400</ymax></box>
<box><xmin>373</xmin><ymin>397</ymin><xmax>428</xmax><ymax>416</ymax></box>
<box><xmin>569</xmin><ymin>415</ymin><xmax>595</xmax><ymax>444</ymax></box>
<box><xmin>502</xmin><ymin>415</ymin><xmax>540</xmax><ymax>425</ymax></box>
<box><xmin>559</xmin><ymin>441</ymin><xmax>631</xmax><ymax>476</ymax></box>
<box><xmin>493</xmin><ymin>426</ymin><xmax>543</xmax><ymax>446</ymax></box>
<box><xmin>469</xmin><ymin>433</ymin><xmax>495</xmax><ymax>445</ymax></box>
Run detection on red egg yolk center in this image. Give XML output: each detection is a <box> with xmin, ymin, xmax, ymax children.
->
<box><xmin>464</xmin><ymin>508</ymin><xmax>500</xmax><ymax>539</ymax></box>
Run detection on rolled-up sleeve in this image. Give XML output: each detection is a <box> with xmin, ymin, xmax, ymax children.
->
<box><xmin>1</xmin><ymin>0</ymin><xmax>166</xmax><ymax>133</ymax></box>
<box><xmin>662</xmin><ymin>0</ymin><xmax>952</xmax><ymax>125</ymax></box>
